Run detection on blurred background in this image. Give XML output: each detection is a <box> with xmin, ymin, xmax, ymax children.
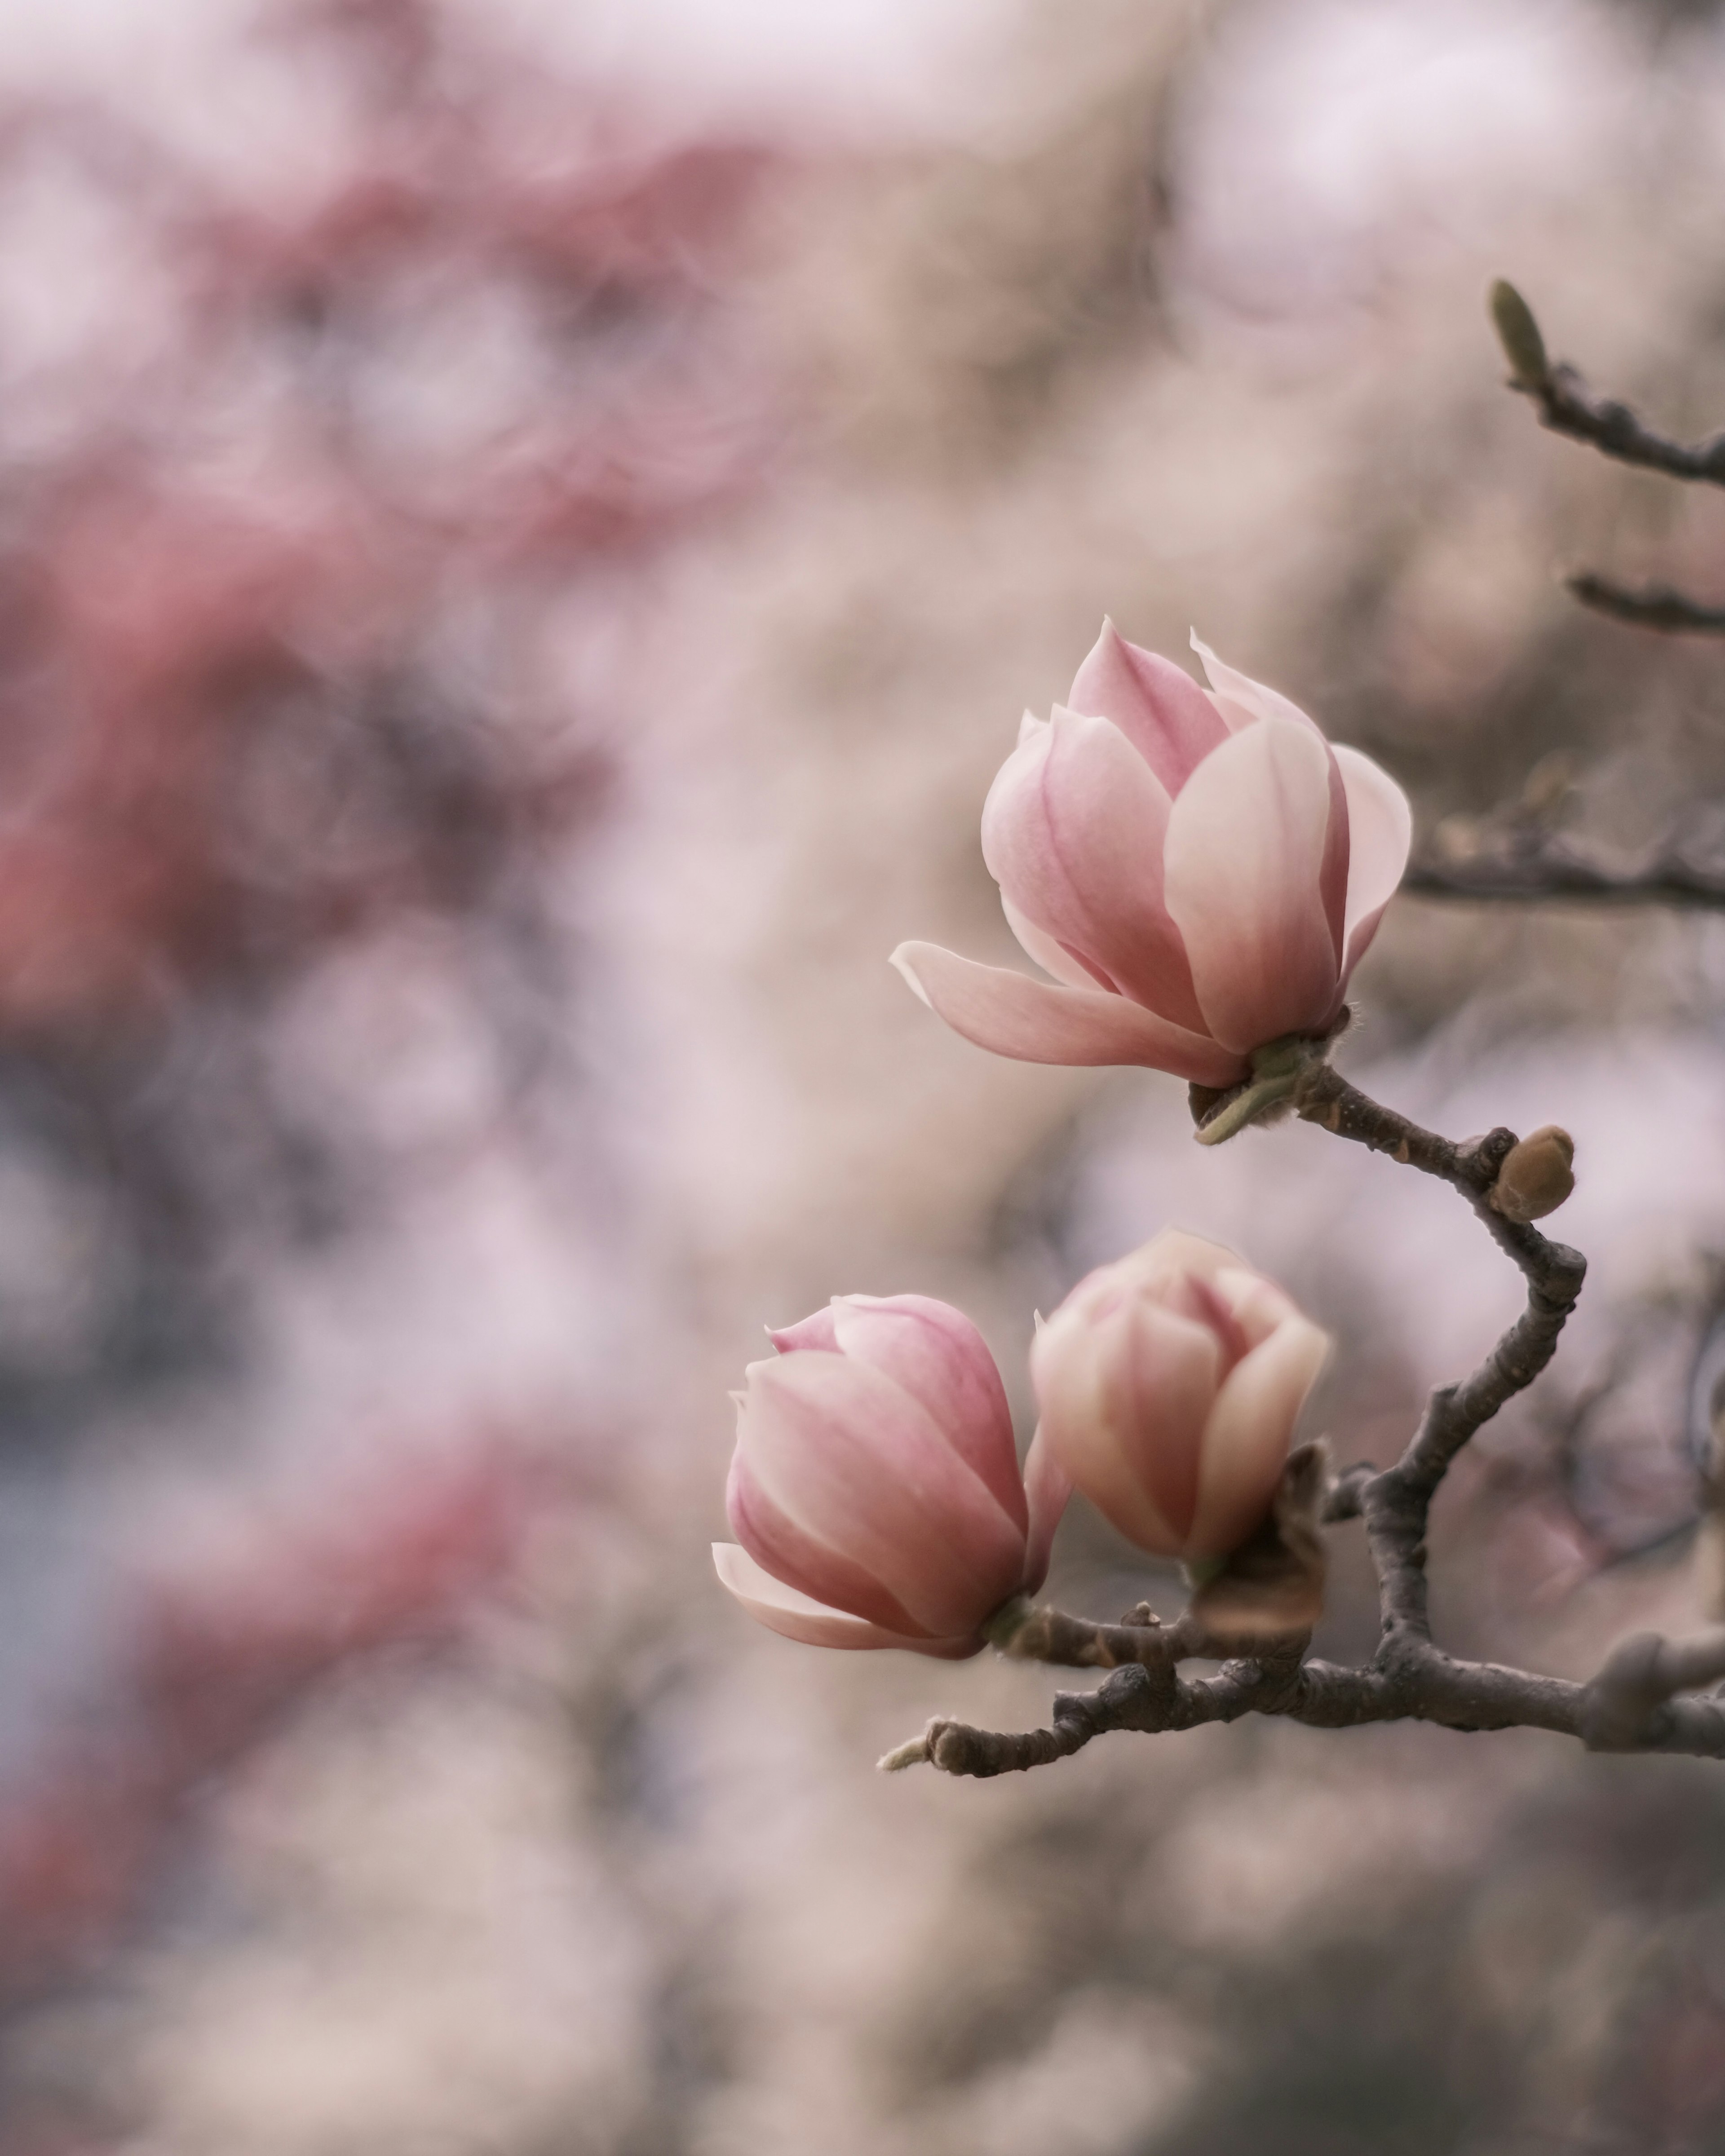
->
<box><xmin>4</xmin><ymin>0</ymin><xmax>1725</xmax><ymax>2148</ymax></box>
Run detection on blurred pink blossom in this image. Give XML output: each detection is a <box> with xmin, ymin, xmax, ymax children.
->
<box><xmin>893</xmin><ymin>623</ymin><xmax>1411</xmax><ymax>1082</ymax></box>
<box><xmin>1032</xmin><ymin>1228</ymin><xmax>1329</xmax><ymax>1560</ymax></box>
<box><xmin>714</xmin><ymin>1294</ymin><xmax>1069</xmax><ymax>1656</ymax></box>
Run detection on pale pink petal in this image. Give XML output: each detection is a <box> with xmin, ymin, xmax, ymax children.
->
<box><xmin>1106</xmin><ymin>1227</ymin><xmax>1242</xmax><ymax>1294</ymax></box>
<box><xmin>1034</xmin><ymin>1298</ymin><xmax>1220</xmax><ymax>1553</ymax></box>
<box><xmin>1019</xmin><ymin>1424</ymin><xmax>1071</xmax><ymax>1593</ymax></box>
<box><xmin>1101</xmin><ymin>1299</ymin><xmax>1223</xmax><ymax>1545</ymax></box>
<box><xmin>1189</xmin><ymin>639</ymin><xmax>1352</xmax><ymax>956</ymax></box>
<box><xmin>982</xmin><ymin>710</ymin><xmax>1204</xmax><ymax>1028</ymax></box>
<box><xmin>1017</xmin><ymin>709</ymin><xmax>1049</xmax><ymax>748</ymax></box>
<box><xmin>1210</xmin><ymin>1266</ymin><xmax>1304</xmax><ymax>1352</ymax></box>
<box><xmin>1190</xmin><ymin>633</ymin><xmax>1322</xmax><ymax>736</ymax></box>
<box><xmin>1332</xmin><ymin>743</ymin><xmax>1413</xmax><ymax>985</ymax></box>
<box><xmin>1001</xmin><ymin>893</ymin><xmax>1102</xmax><ymax>989</ymax></box>
<box><xmin>737</xmin><ymin>1353</ymin><xmax>1027</xmax><ymax>1637</ymax></box>
<box><xmin>1162</xmin><ymin>718</ymin><xmax>1343</xmax><ymax>1053</ymax></box>
<box><xmin>831</xmin><ymin>1295</ymin><xmax>1025</xmax><ymax>1532</ymax></box>
<box><xmin>892</xmin><ymin>943</ymin><xmax>1243</xmax><ymax>1086</ymax></box>
<box><xmin>767</xmin><ymin>1304</ymin><xmax>840</xmax><ymax>1354</ymax></box>
<box><xmin>713</xmin><ymin>1544</ymin><xmax>979</xmax><ymax>1657</ymax></box>
<box><xmin>1068</xmin><ymin>619</ymin><xmax>1229</xmax><ymax>791</ymax></box>
<box><xmin>1185</xmin><ymin>1315</ymin><xmax>1331</xmax><ymax>1558</ymax></box>
<box><xmin>727</xmin><ymin>1448</ymin><xmax>924</xmax><ymax>1633</ymax></box>
<box><xmin>1206</xmin><ymin>690</ymin><xmax>1258</xmax><ymax>735</ymax></box>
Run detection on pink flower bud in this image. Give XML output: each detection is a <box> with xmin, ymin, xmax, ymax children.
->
<box><xmin>714</xmin><ymin>1294</ymin><xmax>1071</xmax><ymax>1657</ymax></box>
<box><xmin>892</xmin><ymin>623</ymin><xmax>1411</xmax><ymax>1082</ymax></box>
<box><xmin>1031</xmin><ymin>1230</ymin><xmax>1330</xmax><ymax>1560</ymax></box>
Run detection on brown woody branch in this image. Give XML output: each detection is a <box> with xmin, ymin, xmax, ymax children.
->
<box><xmin>1566</xmin><ymin>572</ymin><xmax>1725</xmax><ymax>636</ymax></box>
<box><xmin>881</xmin><ymin>1067</ymin><xmax>1690</xmax><ymax>1779</ymax></box>
<box><xmin>1488</xmin><ymin>279</ymin><xmax>1725</xmax><ymax>633</ymax></box>
<box><xmin>1402</xmin><ymin>848</ymin><xmax>1725</xmax><ymax>911</ymax></box>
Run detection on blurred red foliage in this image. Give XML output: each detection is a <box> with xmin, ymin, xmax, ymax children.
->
<box><xmin>0</xmin><ymin>0</ymin><xmax>789</xmax><ymax>1030</ymax></box>
<box><xmin>0</xmin><ymin>1435</ymin><xmax>542</xmax><ymax>1997</ymax></box>
<box><xmin>0</xmin><ymin>0</ymin><xmax>798</xmax><ymax>2009</ymax></box>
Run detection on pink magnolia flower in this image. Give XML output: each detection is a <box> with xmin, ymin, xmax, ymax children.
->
<box><xmin>892</xmin><ymin>623</ymin><xmax>1412</xmax><ymax>1085</ymax></box>
<box><xmin>1032</xmin><ymin>1229</ymin><xmax>1330</xmax><ymax>1560</ymax></box>
<box><xmin>714</xmin><ymin>1294</ymin><xmax>1070</xmax><ymax>1657</ymax></box>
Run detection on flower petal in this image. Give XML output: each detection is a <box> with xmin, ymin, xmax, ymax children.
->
<box><xmin>982</xmin><ymin>711</ymin><xmax>1204</xmax><ymax>1028</ymax></box>
<box><xmin>1191</xmin><ymin>637</ymin><xmax>1350</xmax><ymax>961</ymax></box>
<box><xmin>1333</xmin><ymin>743</ymin><xmax>1412</xmax><ymax>982</ymax></box>
<box><xmin>1020</xmin><ymin>1424</ymin><xmax>1071</xmax><ymax>1593</ymax></box>
<box><xmin>736</xmin><ymin>1352</ymin><xmax>1027</xmax><ymax>1637</ymax></box>
<box><xmin>1002</xmin><ymin>892</ymin><xmax>1102</xmax><ymax>989</ymax></box>
<box><xmin>1186</xmin><ymin>1314</ymin><xmax>1330</xmax><ymax>1558</ymax></box>
<box><xmin>727</xmin><ymin>1448</ymin><xmax>924</xmax><ymax>1633</ymax></box>
<box><xmin>1033</xmin><ymin>1297</ymin><xmax>1220</xmax><ymax>1554</ymax></box>
<box><xmin>1162</xmin><ymin>718</ymin><xmax>1343</xmax><ymax>1053</ymax></box>
<box><xmin>830</xmin><ymin>1295</ymin><xmax>1025</xmax><ymax>1533</ymax></box>
<box><xmin>1190</xmin><ymin>633</ymin><xmax>1323</xmax><ymax>736</ymax></box>
<box><xmin>1211</xmin><ymin>1265</ymin><xmax>1304</xmax><ymax>1351</ymax></box>
<box><xmin>713</xmin><ymin>1544</ymin><xmax>979</xmax><ymax>1657</ymax></box>
<box><xmin>1068</xmin><ymin>619</ymin><xmax>1230</xmax><ymax>792</ymax></box>
<box><xmin>767</xmin><ymin>1304</ymin><xmax>840</xmax><ymax>1354</ymax></box>
<box><xmin>891</xmin><ymin>942</ymin><xmax>1244</xmax><ymax>1085</ymax></box>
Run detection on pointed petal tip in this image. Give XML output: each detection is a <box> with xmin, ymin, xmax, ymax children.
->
<box><xmin>890</xmin><ymin>944</ymin><xmax>933</xmax><ymax>1008</ymax></box>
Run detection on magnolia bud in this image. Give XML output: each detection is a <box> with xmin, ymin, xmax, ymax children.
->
<box><xmin>1489</xmin><ymin>1125</ymin><xmax>1575</xmax><ymax>1224</ymax></box>
<box><xmin>1031</xmin><ymin>1228</ymin><xmax>1330</xmax><ymax>1563</ymax></box>
<box><xmin>715</xmin><ymin>1293</ymin><xmax>1071</xmax><ymax>1658</ymax></box>
<box><xmin>1490</xmin><ymin>278</ymin><xmax>1549</xmax><ymax>391</ymax></box>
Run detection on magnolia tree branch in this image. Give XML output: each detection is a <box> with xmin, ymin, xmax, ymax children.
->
<box><xmin>1566</xmin><ymin>572</ymin><xmax>1725</xmax><ymax>636</ymax></box>
<box><xmin>1402</xmin><ymin>849</ymin><xmax>1725</xmax><ymax>910</ymax></box>
<box><xmin>1487</xmin><ymin>280</ymin><xmax>1725</xmax><ymax>636</ymax></box>
<box><xmin>883</xmin><ymin>1062</ymin><xmax>1725</xmax><ymax>1779</ymax></box>
<box><xmin>1490</xmin><ymin>280</ymin><xmax>1725</xmax><ymax>488</ymax></box>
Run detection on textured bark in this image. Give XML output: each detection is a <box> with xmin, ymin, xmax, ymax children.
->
<box><xmin>882</xmin><ymin>1067</ymin><xmax>1725</xmax><ymax>1779</ymax></box>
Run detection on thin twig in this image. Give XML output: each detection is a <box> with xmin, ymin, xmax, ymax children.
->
<box><xmin>1402</xmin><ymin>849</ymin><xmax>1725</xmax><ymax>910</ymax></box>
<box><xmin>1517</xmin><ymin>362</ymin><xmax>1725</xmax><ymax>487</ymax></box>
<box><xmin>1566</xmin><ymin>572</ymin><xmax>1725</xmax><ymax>635</ymax></box>
<box><xmin>1488</xmin><ymin>281</ymin><xmax>1725</xmax><ymax>631</ymax></box>
<box><xmin>1581</xmin><ymin>1625</ymin><xmax>1725</xmax><ymax>1751</ymax></box>
<box><xmin>884</xmin><ymin>1067</ymin><xmax>1623</xmax><ymax>1778</ymax></box>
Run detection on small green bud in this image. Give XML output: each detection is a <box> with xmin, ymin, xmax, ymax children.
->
<box><xmin>1489</xmin><ymin>1124</ymin><xmax>1575</xmax><ymax>1224</ymax></box>
<box><xmin>1490</xmin><ymin>279</ymin><xmax>1549</xmax><ymax>390</ymax></box>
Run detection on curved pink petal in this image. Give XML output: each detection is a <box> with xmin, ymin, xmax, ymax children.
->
<box><xmin>1190</xmin><ymin>633</ymin><xmax>1323</xmax><ymax>737</ymax></box>
<box><xmin>1068</xmin><ymin>619</ymin><xmax>1229</xmax><ymax>792</ymax></box>
<box><xmin>830</xmin><ymin>1295</ymin><xmax>1025</xmax><ymax>1533</ymax></box>
<box><xmin>1332</xmin><ymin>743</ymin><xmax>1412</xmax><ymax>984</ymax></box>
<box><xmin>1001</xmin><ymin>893</ymin><xmax>1103</xmax><ymax>990</ymax></box>
<box><xmin>767</xmin><ymin>1305</ymin><xmax>840</xmax><ymax>1355</ymax></box>
<box><xmin>1185</xmin><ymin>1314</ymin><xmax>1330</xmax><ymax>1559</ymax></box>
<box><xmin>1162</xmin><ymin>718</ymin><xmax>1343</xmax><ymax>1054</ymax></box>
<box><xmin>1191</xmin><ymin>636</ymin><xmax>1349</xmax><ymax>957</ymax></box>
<box><xmin>891</xmin><ymin>943</ymin><xmax>1244</xmax><ymax>1086</ymax></box>
<box><xmin>982</xmin><ymin>711</ymin><xmax>1204</xmax><ymax>1028</ymax></box>
<box><xmin>1020</xmin><ymin>1424</ymin><xmax>1071</xmax><ymax>1593</ymax></box>
<box><xmin>1108</xmin><ymin>1227</ymin><xmax>1242</xmax><ymax>1294</ymax></box>
<box><xmin>1211</xmin><ymin>1266</ymin><xmax>1305</xmax><ymax>1352</ymax></box>
<box><xmin>736</xmin><ymin>1353</ymin><xmax>1026</xmax><ymax>1637</ymax></box>
<box><xmin>1034</xmin><ymin>1298</ymin><xmax>1220</xmax><ymax>1554</ymax></box>
<box><xmin>727</xmin><ymin>1448</ymin><xmax>924</xmax><ymax>1634</ymax></box>
<box><xmin>713</xmin><ymin>1544</ymin><xmax>980</xmax><ymax>1657</ymax></box>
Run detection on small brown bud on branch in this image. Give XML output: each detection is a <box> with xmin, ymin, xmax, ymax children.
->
<box><xmin>1488</xmin><ymin>1125</ymin><xmax>1575</xmax><ymax>1223</ymax></box>
<box><xmin>1490</xmin><ymin>278</ymin><xmax>1550</xmax><ymax>391</ymax></box>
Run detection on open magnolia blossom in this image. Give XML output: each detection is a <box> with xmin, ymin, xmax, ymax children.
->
<box><xmin>892</xmin><ymin>622</ymin><xmax>1413</xmax><ymax>1085</ymax></box>
<box><xmin>715</xmin><ymin>1293</ymin><xmax>1070</xmax><ymax>1657</ymax></box>
<box><xmin>1032</xmin><ymin>1228</ymin><xmax>1330</xmax><ymax>1561</ymax></box>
